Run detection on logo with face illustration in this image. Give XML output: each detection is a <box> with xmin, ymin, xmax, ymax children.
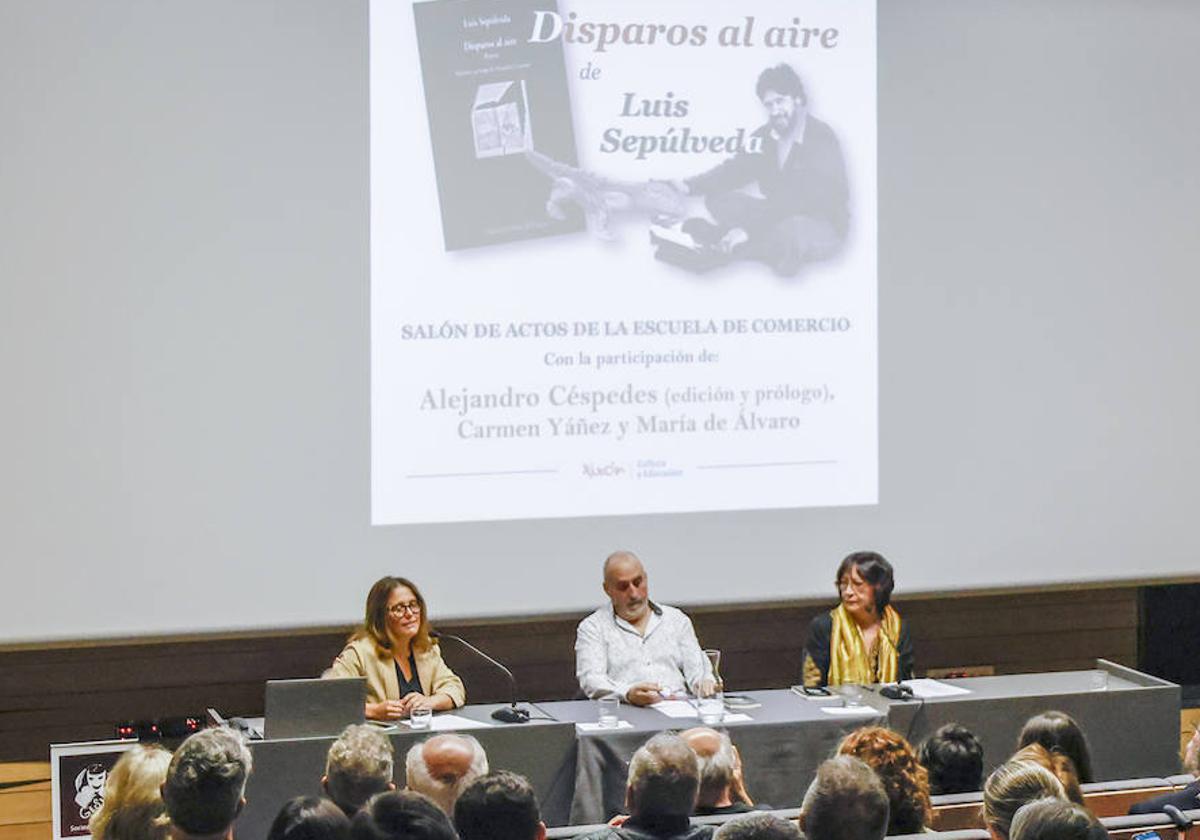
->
<box><xmin>73</xmin><ymin>764</ymin><xmax>107</xmax><ymax>820</ymax></box>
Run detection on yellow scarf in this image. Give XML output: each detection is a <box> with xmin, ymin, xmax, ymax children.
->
<box><xmin>827</xmin><ymin>603</ymin><xmax>902</xmax><ymax>686</ymax></box>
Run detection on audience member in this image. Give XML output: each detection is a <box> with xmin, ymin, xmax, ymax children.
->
<box><xmin>799</xmin><ymin>756</ymin><xmax>889</xmax><ymax>840</ymax></box>
<box><xmin>324</xmin><ymin>725</ymin><xmax>396</xmax><ymax>816</ymax></box>
<box><xmin>983</xmin><ymin>760</ymin><xmax>1066</xmax><ymax>840</ymax></box>
<box><xmin>1129</xmin><ymin>723</ymin><xmax>1200</xmax><ymax>814</ymax></box>
<box><xmin>161</xmin><ymin>727</ymin><xmax>253</xmax><ymax>840</ymax></box>
<box><xmin>918</xmin><ymin>723</ymin><xmax>984</xmax><ymax>795</ymax></box>
<box><xmin>712</xmin><ymin>813</ymin><xmax>801</xmax><ymax>840</ymax></box>
<box><xmin>680</xmin><ymin>727</ymin><xmax>755</xmax><ymax>816</ymax></box>
<box><xmin>1017</xmin><ymin>712</ymin><xmax>1095</xmax><ymax>784</ymax></box>
<box><xmin>404</xmin><ymin>734</ymin><xmax>488</xmax><ymax>815</ymax></box>
<box><xmin>267</xmin><ymin>796</ymin><xmax>350</xmax><ymax>840</ymax></box>
<box><xmin>89</xmin><ymin>743</ymin><xmax>172</xmax><ymax>840</ymax></box>
<box><xmin>454</xmin><ymin>771</ymin><xmax>545</xmax><ymax>840</ymax></box>
<box><xmin>838</xmin><ymin>726</ymin><xmax>932</xmax><ymax>835</ymax></box>
<box><xmin>1009</xmin><ymin>798</ymin><xmax>1107</xmax><ymax>840</ymax></box>
<box><xmin>1012</xmin><ymin>744</ymin><xmax>1085</xmax><ymax>806</ymax></box>
<box><xmin>577</xmin><ymin>733</ymin><xmax>711</xmax><ymax>840</ymax></box>
<box><xmin>350</xmin><ymin>791</ymin><xmax>456</xmax><ymax>840</ymax></box>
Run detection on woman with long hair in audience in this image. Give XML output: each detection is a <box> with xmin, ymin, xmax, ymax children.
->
<box><xmin>983</xmin><ymin>759</ymin><xmax>1067</xmax><ymax>840</ymax></box>
<box><xmin>803</xmin><ymin>552</ymin><xmax>914</xmax><ymax>687</ymax></box>
<box><xmin>1011</xmin><ymin>743</ymin><xmax>1086</xmax><ymax>807</ymax></box>
<box><xmin>327</xmin><ymin>576</ymin><xmax>465</xmax><ymax>721</ymax></box>
<box><xmin>1017</xmin><ymin>711</ymin><xmax>1095</xmax><ymax>784</ymax></box>
<box><xmin>838</xmin><ymin>726</ymin><xmax>933</xmax><ymax>835</ymax></box>
<box><xmin>267</xmin><ymin>796</ymin><xmax>351</xmax><ymax>840</ymax></box>
<box><xmin>88</xmin><ymin>743</ymin><xmax>172</xmax><ymax>840</ymax></box>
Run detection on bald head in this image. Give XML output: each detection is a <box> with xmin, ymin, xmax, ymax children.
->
<box><xmin>603</xmin><ymin>551</ymin><xmax>650</xmax><ymax>624</ymax></box>
<box><xmin>406</xmin><ymin>735</ymin><xmax>488</xmax><ymax>815</ymax></box>
<box><xmin>681</xmin><ymin>727</ymin><xmax>738</xmax><ymax>809</ymax></box>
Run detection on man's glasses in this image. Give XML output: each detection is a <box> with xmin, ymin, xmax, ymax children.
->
<box><xmin>387</xmin><ymin>602</ymin><xmax>422</xmax><ymax>617</ymax></box>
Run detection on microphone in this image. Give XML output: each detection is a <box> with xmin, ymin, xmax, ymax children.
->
<box><xmin>877</xmin><ymin>623</ymin><xmax>914</xmax><ymax>700</ymax></box>
<box><xmin>430</xmin><ymin>631</ymin><xmax>530</xmax><ymax>724</ymax></box>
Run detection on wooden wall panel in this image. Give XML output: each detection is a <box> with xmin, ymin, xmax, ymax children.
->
<box><xmin>0</xmin><ymin>586</ymin><xmax>1140</xmax><ymax>761</ymax></box>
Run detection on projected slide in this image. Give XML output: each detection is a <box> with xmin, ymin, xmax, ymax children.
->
<box><xmin>371</xmin><ymin>0</ymin><xmax>877</xmax><ymax>524</ymax></box>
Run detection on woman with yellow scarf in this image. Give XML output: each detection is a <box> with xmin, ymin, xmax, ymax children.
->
<box><xmin>803</xmin><ymin>551</ymin><xmax>913</xmax><ymax>687</ymax></box>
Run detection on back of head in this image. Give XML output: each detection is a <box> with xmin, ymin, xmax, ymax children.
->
<box><xmin>1010</xmin><ymin>798</ymin><xmax>1107</xmax><ymax>840</ymax></box>
<box><xmin>90</xmin><ymin>743</ymin><xmax>172</xmax><ymax>840</ymax></box>
<box><xmin>267</xmin><ymin>796</ymin><xmax>351</xmax><ymax>840</ymax></box>
<box><xmin>1017</xmin><ymin>712</ymin><xmax>1094</xmax><ymax>785</ymax></box>
<box><xmin>626</xmin><ymin>733</ymin><xmax>701</xmax><ymax>819</ymax></box>
<box><xmin>800</xmin><ymin>755</ymin><xmax>889</xmax><ymax>840</ymax></box>
<box><xmin>714</xmin><ymin>813</ymin><xmax>801</xmax><ymax>840</ymax></box>
<box><xmin>983</xmin><ymin>760</ymin><xmax>1066</xmax><ymax>840</ymax></box>
<box><xmin>325</xmin><ymin>725</ymin><xmax>396</xmax><ymax>815</ymax></box>
<box><xmin>453</xmin><ymin>771</ymin><xmax>541</xmax><ymax>840</ymax></box>
<box><xmin>351</xmin><ymin>791</ymin><xmax>456</xmax><ymax>840</ymax></box>
<box><xmin>681</xmin><ymin>727</ymin><xmax>738</xmax><ymax>809</ymax></box>
<box><xmin>162</xmin><ymin>727</ymin><xmax>253</xmax><ymax>838</ymax></box>
<box><xmin>405</xmin><ymin>734</ymin><xmax>488</xmax><ymax>815</ymax></box>
<box><xmin>1012</xmin><ymin>744</ymin><xmax>1084</xmax><ymax>806</ymax></box>
<box><xmin>838</xmin><ymin>726</ymin><xmax>932</xmax><ymax>835</ymax></box>
<box><xmin>919</xmin><ymin>723</ymin><xmax>984</xmax><ymax>795</ymax></box>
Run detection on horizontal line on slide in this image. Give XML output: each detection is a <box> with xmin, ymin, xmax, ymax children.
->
<box><xmin>696</xmin><ymin>460</ymin><xmax>837</xmax><ymax>470</ymax></box>
<box><xmin>405</xmin><ymin>469</ymin><xmax>559</xmax><ymax>479</ymax></box>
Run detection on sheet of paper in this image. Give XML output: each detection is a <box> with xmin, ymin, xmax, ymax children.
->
<box><xmin>650</xmin><ymin>701</ymin><xmax>754</xmax><ymax>722</ymax></box>
<box><xmin>721</xmin><ymin>712</ymin><xmax>753</xmax><ymax>723</ymax></box>
<box><xmin>903</xmin><ymin>678</ymin><xmax>972</xmax><ymax>698</ymax></box>
<box><xmin>576</xmin><ymin>720</ymin><xmax>635</xmax><ymax>732</ymax></box>
<box><xmin>820</xmin><ymin>705</ymin><xmax>878</xmax><ymax>716</ymax></box>
<box><xmin>651</xmin><ymin>700</ymin><xmax>702</xmax><ymax>718</ymax></box>
<box><xmin>406</xmin><ymin>713</ymin><xmax>492</xmax><ymax>731</ymax></box>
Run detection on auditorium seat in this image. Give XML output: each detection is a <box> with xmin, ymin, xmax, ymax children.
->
<box><xmin>931</xmin><ymin>779</ymin><xmax>1176</xmax><ymax>830</ymax></box>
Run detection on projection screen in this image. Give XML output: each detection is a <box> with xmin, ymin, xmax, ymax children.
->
<box><xmin>1</xmin><ymin>0</ymin><xmax>1197</xmax><ymax>643</ymax></box>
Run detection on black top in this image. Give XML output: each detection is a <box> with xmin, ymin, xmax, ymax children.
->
<box><xmin>803</xmin><ymin>609</ymin><xmax>914</xmax><ymax>687</ymax></box>
<box><xmin>394</xmin><ymin>651</ymin><xmax>424</xmax><ymax>697</ymax></box>
<box><xmin>694</xmin><ymin>803</ymin><xmax>757</xmax><ymax>817</ymax></box>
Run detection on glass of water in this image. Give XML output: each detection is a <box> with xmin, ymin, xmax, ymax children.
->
<box><xmin>697</xmin><ymin>649</ymin><xmax>725</xmax><ymax>725</ymax></box>
<box><xmin>598</xmin><ymin>695</ymin><xmax>620</xmax><ymax>728</ymax></box>
<box><xmin>410</xmin><ymin>707</ymin><xmax>432</xmax><ymax>730</ymax></box>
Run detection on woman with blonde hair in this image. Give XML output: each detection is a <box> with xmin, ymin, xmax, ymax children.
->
<box><xmin>88</xmin><ymin>744</ymin><xmax>172</xmax><ymax>840</ymax></box>
<box><xmin>838</xmin><ymin>726</ymin><xmax>933</xmax><ymax>835</ymax></box>
<box><xmin>327</xmin><ymin>576</ymin><xmax>465</xmax><ymax>721</ymax></box>
<box><xmin>983</xmin><ymin>759</ymin><xmax>1067</xmax><ymax>840</ymax></box>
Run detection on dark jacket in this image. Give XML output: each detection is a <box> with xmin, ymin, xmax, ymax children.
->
<box><xmin>1128</xmin><ymin>780</ymin><xmax>1200</xmax><ymax>815</ymax></box>
<box><xmin>803</xmin><ymin>609</ymin><xmax>915</xmax><ymax>688</ymax></box>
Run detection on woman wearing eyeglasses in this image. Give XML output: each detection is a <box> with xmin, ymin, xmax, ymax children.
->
<box><xmin>328</xmin><ymin>576</ymin><xmax>465</xmax><ymax>720</ymax></box>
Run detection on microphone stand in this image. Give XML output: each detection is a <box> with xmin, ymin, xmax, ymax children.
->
<box><xmin>431</xmin><ymin>631</ymin><xmax>531</xmax><ymax>723</ymax></box>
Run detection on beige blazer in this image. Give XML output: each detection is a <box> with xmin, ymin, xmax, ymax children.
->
<box><xmin>327</xmin><ymin>635</ymin><xmax>466</xmax><ymax>708</ymax></box>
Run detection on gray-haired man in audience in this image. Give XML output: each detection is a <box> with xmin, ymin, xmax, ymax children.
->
<box><xmin>799</xmin><ymin>756</ymin><xmax>889</xmax><ymax>840</ymax></box>
<box><xmin>680</xmin><ymin>727</ymin><xmax>755</xmax><ymax>816</ymax></box>
<box><xmin>324</xmin><ymin>724</ymin><xmax>396</xmax><ymax>816</ymax></box>
<box><xmin>404</xmin><ymin>734</ymin><xmax>488</xmax><ymax>816</ymax></box>
<box><xmin>578</xmin><ymin>733</ymin><xmax>712</xmax><ymax>840</ymax></box>
<box><xmin>713</xmin><ymin>814</ymin><xmax>801</xmax><ymax>840</ymax></box>
<box><xmin>161</xmin><ymin>727</ymin><xmax>253</xmax><ymax>840</ymax></box>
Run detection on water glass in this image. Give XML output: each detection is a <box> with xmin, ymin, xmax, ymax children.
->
<box><xmin>1089</xmin><ymin>670</ymin><xmax>1109</xmax><ymax>692</ymax></box>
<box><xmin>598</xmin><ymin>695</ymin><xmax>620</xmax><ymax>728</ymax></box>
<box><xmin>841</xmin><ymin>685</ymin><xmax>865</xmax><ymax>707</ymax></box>
<box><xmin>410</xmin><ymin>707</ymin><xmax>432</xmax><ymax>730</ymax></box>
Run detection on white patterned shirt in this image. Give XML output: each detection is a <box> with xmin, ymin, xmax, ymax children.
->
<box><xmin>575</xmin><ymin>601</ymin><xmax>710</xmax><ymax>701</ymax></box>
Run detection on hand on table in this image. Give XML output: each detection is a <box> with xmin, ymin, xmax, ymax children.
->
<box><xmin>625</xmin><ymin>682</ymin><xmax>663</xmax><ymax>707</ymax></box>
